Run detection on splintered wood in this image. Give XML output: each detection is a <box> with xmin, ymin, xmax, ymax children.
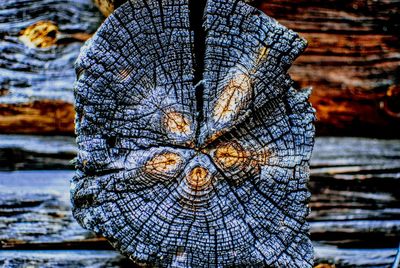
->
<box><xmin>72</xmin><ymin>0</ymin><xmax>315</xmax><ymax>267</ymax></box>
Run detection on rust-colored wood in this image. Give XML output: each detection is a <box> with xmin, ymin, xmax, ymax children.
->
<box><xmin>258</xmin><ymin>0</ymin><xmax>400</xmax><ymax>137</ymax></box>
<box><xmin>0</xmin><ymin>101</ymin><xmax>74</xmax><ymax>135</ymax></box>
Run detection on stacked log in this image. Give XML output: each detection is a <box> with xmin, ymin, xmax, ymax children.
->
<box><xmin>259</xmin><ymin>0</ymin><xmax>400</xmax><ymax>137</ymax></box>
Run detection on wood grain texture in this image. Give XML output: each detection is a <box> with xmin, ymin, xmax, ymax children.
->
<box><xmin>0</xmin><ymin>250</ymin><xmax>133</xmax><ymax>267</ymax></box>
<box><xmin>0</xmin><ymin>101</ymin><xmax>75</xmax><ymax>135</ymax></box>
<box><xmin>0</xmin><ymin>134</ymin><xmax>75</xmax><ymax>170</ymax></box>
<box><xmin>0</xmin><ymin>0</ymin><xmax>103</xmax><ymax>134</ymax></box>
<box><xmin>72</xmin><ymin>0</ymin><xmax>315</xmax><ymax>266</ymax></box>
<box><xmin>257</xmin><ymin>0</ymin><xmax>400</xmax><ymax>137</ymax></box>
<box><xmin>314</xmin><ymin>246</ymin><xmax>398</xmax><ymax>268</ymax></box>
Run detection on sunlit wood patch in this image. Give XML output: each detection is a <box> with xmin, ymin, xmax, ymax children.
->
<box><xmin>19</xmin><ymin>21</ymin><xmax>59</xmax><ymax>48</ymax></box>
<box><xmin>214</xmin><ymin>141</ymin><xmax>248</xmax><ymax>169</ymax></box>
<box><xmin>163</xmin><ymin>111</ymin><xmax>192</xmax><ymax>135</ymax></box>
<box><xmin>144</xmin><ymin>152</ymin><xmax>182</xmax><ymax>175</ymax></box>
<box><xmin>186</xmin><ymin>166</ymin><xmax>211</xmax><ymax>190</ymax></box>
<box><xmin>213</xmin><ymin>73</ymin><xmax>252</xmax><ymax>124</ymax></box>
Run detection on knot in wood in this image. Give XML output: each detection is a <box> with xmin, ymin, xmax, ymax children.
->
<box><xmin>186</xmin><ymin>166</ymin><xmax>211</xmax><ymax>190</ymax></box>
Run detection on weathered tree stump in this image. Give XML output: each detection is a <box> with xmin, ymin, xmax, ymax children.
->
<box><xmin>71</xmin><ymin>0</ymin><xmax>315</xmax><ymax>266</ymax></box>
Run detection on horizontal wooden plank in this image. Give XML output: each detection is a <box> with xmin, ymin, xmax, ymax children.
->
<box><xmin>0</xmin><ymin>101</ymin><xmax>75</xmax><ymax>135</ymax></box>
<box><xmin>0</xmin><ymin>170</ymin><xmax>93</xmax><ymax>247</ymax></box>
<box><xmin>261</xmin><ymin>0</ymin><xmax>400</xmax><ymax>137</ymax></box>
<box><xmin>0</xmin><ymin>135</ymin><xmax>76</xmax><ymax>154</ymax></box>
<box><xmin>0</xmin><ymin>134</ymin><xmax>76</xmax><ymax>170</ymax></box>
<box><xmin>311</xmin><ymin>137</ymin><xmax>400</xmax><ymax>177</ymax></box>
<box><xmin>0</xmin><ymin>250</ymin><xmax>133</xmax><ymax>267</ymax></box>
<box><xmin>258</xmin><ymin>0</ymin><xmax>400</xmax><ymax>34</ymax></box>
<box><xmin>314</xmin><ymin>245</ymin><xmax>398</xmax><ymax>268</ymax></box>
<box><xmin>0</xmin><ymin>247</ymin><xmax>397</xmax><ymax>268</ymax></box>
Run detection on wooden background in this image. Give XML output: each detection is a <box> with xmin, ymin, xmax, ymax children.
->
<box><xmin>0</xmin><ymin>0</ymin><xmax>399</xmax><ymax>267</ymax></box>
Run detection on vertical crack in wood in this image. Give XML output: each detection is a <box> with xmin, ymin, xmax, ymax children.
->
<box><xmin>189</xmin><ymin>0</ymin><xmax>207</xmax><ymax>146</ymax></box>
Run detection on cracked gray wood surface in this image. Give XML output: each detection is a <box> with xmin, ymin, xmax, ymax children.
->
<box><xmin>72</xmin><ymin>0</ymin><xmax>315</xmax><ymax>266</ymax></box>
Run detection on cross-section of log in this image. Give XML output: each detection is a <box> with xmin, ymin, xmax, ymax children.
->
<box><xmin>71</xmin><ymin>0</ymin><xmax>315</xmax><ymax>267</ymax></box>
